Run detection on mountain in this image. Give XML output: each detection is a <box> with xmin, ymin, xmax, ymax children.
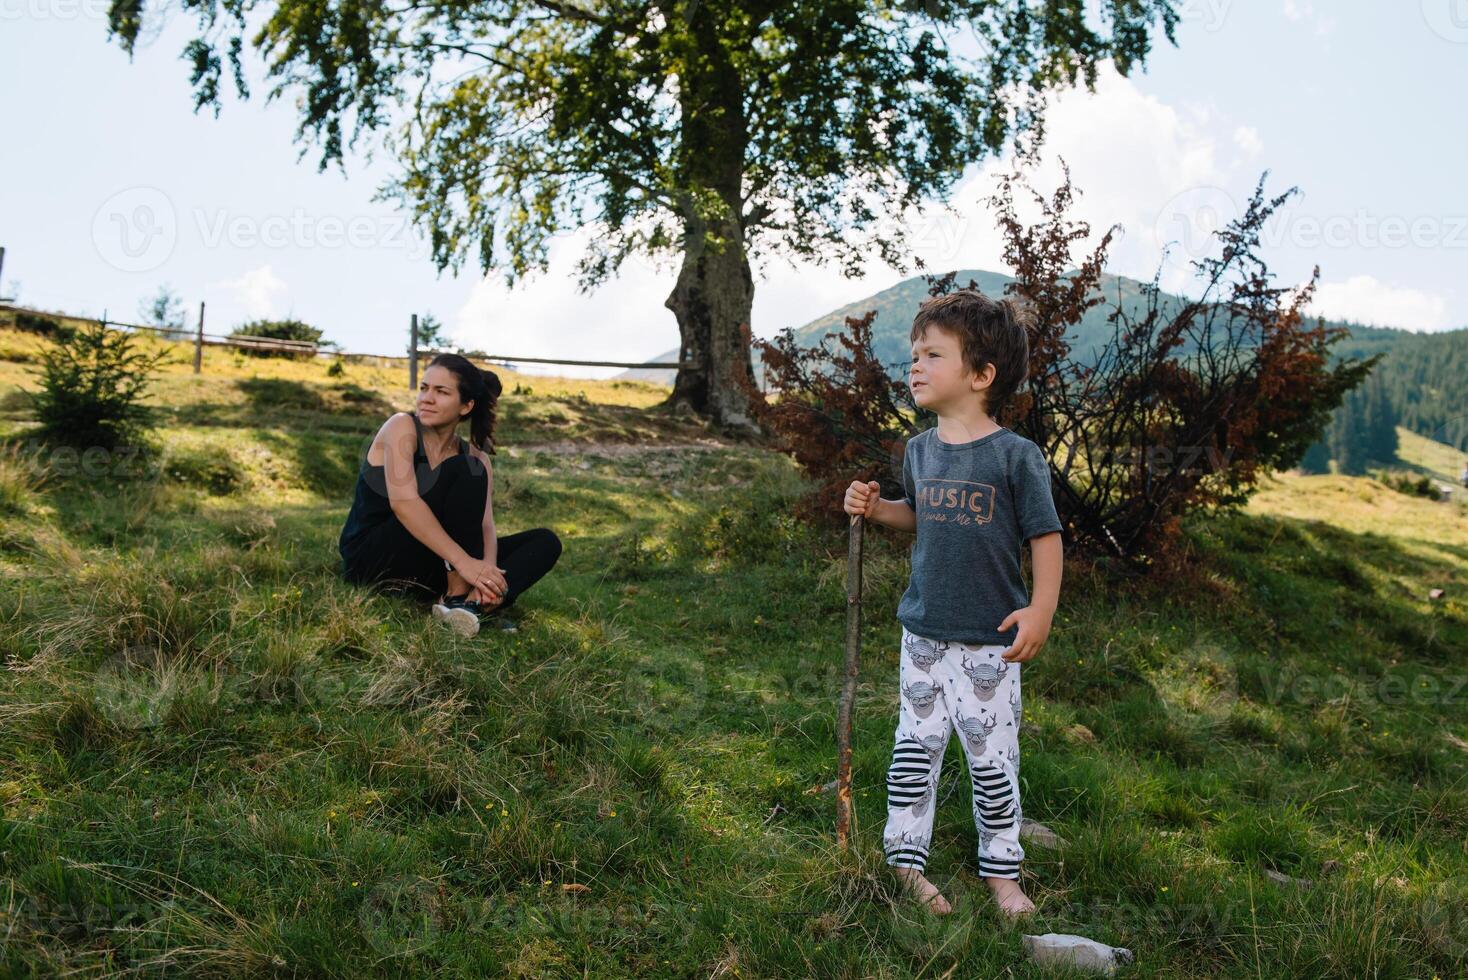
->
<box><xmin>621</xmin><ymin>268</ymin><xmax>1468</xmax><ymax>453</ymax></box>
<box><xmin>620</xmin><ymin>269</ymin><xmax>1202</xmax><ymax>384</ymax></box>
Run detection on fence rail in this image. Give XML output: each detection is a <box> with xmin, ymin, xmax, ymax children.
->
<box><xmin>0</xmin><ymin>301</ymin><xmax>692</xmax><ymax>386</ymax></box>
<box><xmin>0</xmin><ymin>302</ymin><xmax>323</xmax><ymax>357</ymax></box>
<box><xmin>435</xmin><ymin>351</ymin><xmax>699</xmax><ymax>370</ymax></box>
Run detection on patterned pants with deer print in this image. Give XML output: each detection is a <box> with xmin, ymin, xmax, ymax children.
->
<box><xmin>882</xmin><ymin>626</ymin><xmax>1025</xmax><ymax>880</ymax></box>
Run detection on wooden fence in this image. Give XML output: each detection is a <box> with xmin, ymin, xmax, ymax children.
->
<box><xmin>0</xmin><ymin>302</ymin><xmax>694</xmax><ymax>387</ymax></box>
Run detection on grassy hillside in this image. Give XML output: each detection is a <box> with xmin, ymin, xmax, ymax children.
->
<box><xmin>1392</xmin><ymin>425</ymin><xmax>1467</xmax><ymax>490</ymax></box>
<box><xmin>1</xmin><ymin>329</ymin><xmax>1466</xmax><ymax>977</ymax></box>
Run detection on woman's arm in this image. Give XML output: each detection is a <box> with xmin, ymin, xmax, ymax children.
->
<box><xmin>476</xmin><ymin>449</ymin><xmax>497</xmax><ymax>567</ymax></box>
<box><xmin>378</xmin><ymin>414</ymin><xmax>478</xmax><ymax>570</ymax></box>
<box><xmin>467</xmin><ymin>447</ymin><xmax>510</xmax><ymax>607</ymax></box>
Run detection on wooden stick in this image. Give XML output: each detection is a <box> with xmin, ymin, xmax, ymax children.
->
<box><xmin>836</xmin><ymin>513</ymin><xmax>864</xmax><ymax>850</ymax></box>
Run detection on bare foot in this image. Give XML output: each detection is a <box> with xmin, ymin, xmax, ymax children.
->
<box><xmin>984</xmin><ymin>876</ymin><xmax>1035</xmax><ymax>920</ymax></box>
<box><xmin>893</xmin><ymin>867</ymin><xmax>953</xmax><ymax>915</ymax></box>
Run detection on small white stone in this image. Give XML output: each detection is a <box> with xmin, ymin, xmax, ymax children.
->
<box><xmin>1020</xmin><ymin>818</ymin><xmax>1067</xmax><ymax>849</ymax></box>
<box><xmin>1023</xmin><ymin>933</ymin><xmax>1135</xmax><ymax>975</ymax></box>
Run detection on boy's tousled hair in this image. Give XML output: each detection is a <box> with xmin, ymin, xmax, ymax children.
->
<box><xmin>909</xmin><ymin>287</ymin><xmax>1033</xmax><ymax>418</ymax></box>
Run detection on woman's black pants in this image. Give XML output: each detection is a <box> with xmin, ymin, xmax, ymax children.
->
<box><xmin>341</xmin><ymin>454</ymin><xmax>561</xmax><ymax>606</ymax></box>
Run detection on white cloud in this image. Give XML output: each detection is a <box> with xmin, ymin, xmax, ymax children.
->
<box><xmin>452</xmin><ymin>226</ymin><xmax>678</xmax><ymax>379</ymax></box>
<box><xmin>1233</xmin><ymin>125</ymin><xmax>1263</xmax><ymax>156</ymax></box>
<box><xmin>960</xmin><ymin>64</ymin><xmax>1243</xmax><ymax>296</ymax></box>
<box><xmin>1307</xmin><ymin>274</ymin><xmax>1455</xmax><ymax>332</ymax></box>
<box><xmin>1282</xmin><ymin>0</ymin><xmax>1334</xmax><ymax>35</ymax></box>
<box><xmin>213</xmin><ymin>264</ymin><xmax>287</xmax><ymax>320</ymax></box>
<box><xmin>757</xmin><ymin>63</ymin><xmax>1255</xmax><ymax>322</ymax></box>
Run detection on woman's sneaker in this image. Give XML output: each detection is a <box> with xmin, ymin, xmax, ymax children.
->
<box><xmin>432</xmin><ymin>594</ymin><xmax>482</xmax><ymax>637</ymax></box>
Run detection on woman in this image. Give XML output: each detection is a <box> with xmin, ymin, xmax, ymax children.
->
<box><xmin>338</xmin><ymin>353</ymin><xmax>562</xmax><ymax>636</ymax></box>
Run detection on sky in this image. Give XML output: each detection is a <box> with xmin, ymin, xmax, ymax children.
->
<box><xmin>2</xmin><ymin>1</ymin><xmax>1465</xmax><ymax>379</ymax></box>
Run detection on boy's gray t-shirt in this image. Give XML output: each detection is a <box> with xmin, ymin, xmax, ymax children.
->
<box><xmin>897</xmin><ymin>426</ymin><xmax>1063</xmax><ymax>646</ymax></box>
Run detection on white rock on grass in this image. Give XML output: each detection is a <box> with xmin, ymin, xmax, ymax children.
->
<box><xmin>1263</xmin><ymin>868</ymin><xmax>1313</xmax><ymax>889</ymax></box>
<box><xmin>1023</xmin><ymin>933</ymin><xmax>1135</xmax><ymax>975</ymax></box>
<box><xmin>1019</xmin><ymin>818</ymin><xmax>1067</xmax><ymax>849</ymax></box>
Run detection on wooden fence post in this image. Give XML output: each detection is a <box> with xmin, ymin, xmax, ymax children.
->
<box><xmin>193</xmin><ymin>301</ymin><xmax>205</xmax><ymax>375</ymax></box>
<box><xmin>409</xmin><ymin>313</ymin><xmax>419</xmax><ymax>391</ymax></box>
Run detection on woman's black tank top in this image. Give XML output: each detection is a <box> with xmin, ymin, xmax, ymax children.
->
<box><xmin>339</xmin><ymin>412</ymin><xmax>467</xmax><ymax>557</ymax></box>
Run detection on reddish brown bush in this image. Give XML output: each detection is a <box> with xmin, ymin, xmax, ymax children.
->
<box><xmin>743</xmin><ymin>154</ymin><xmax>1374</xmax><ymax>565</ymax></box>
<box><xmin>738</xmin><ymin>311</ymin><xmax>923</xmax><ymax>524</ymax></box>
<box><xmin>995</xmin><ymin>159</ymin><xmax>1374</xmax><ymax>562</ymax></box>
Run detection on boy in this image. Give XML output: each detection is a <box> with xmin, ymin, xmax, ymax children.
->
<box><xmin>843</xmin><ymin>288</ymin><xmax>1064</xmax><ymax>919</ymax></box>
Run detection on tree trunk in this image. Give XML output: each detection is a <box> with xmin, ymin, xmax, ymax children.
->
<box><xmin>663</xmin><ymin>209</ymin><xmax>758</xmax><ymax>434</ymax></box>
<box><xmin>663</xmin><ymin>14</ymin><xmax>759</xmax><ymax>434</ymax></box>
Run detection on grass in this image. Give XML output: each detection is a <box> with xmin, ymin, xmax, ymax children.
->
<box><xmin>1395</xmin><ymin>425</ymin><xmax>1468</xmax><ymax>489</ymax></box>
<box><xmin>0</xmin><ymin>328</ymin><xmax>1466</xmax><ymax>977</ymax></box>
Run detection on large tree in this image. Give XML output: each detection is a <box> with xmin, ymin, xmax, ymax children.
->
<box><xmin>107</xmin><ymin>0</ymin><xmax>1181</xmax><ymax>429</ymax></box>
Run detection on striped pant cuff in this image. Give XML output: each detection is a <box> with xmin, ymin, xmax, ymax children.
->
<box><xmin>885</xmin><ymin>850</ymin><xmax>929</xmax><ymax>872</ymax></box>
<box><xmin>978</xmin><ymin>858</ymin><xmax>1022</xmax><ymax>880</ymax></box>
